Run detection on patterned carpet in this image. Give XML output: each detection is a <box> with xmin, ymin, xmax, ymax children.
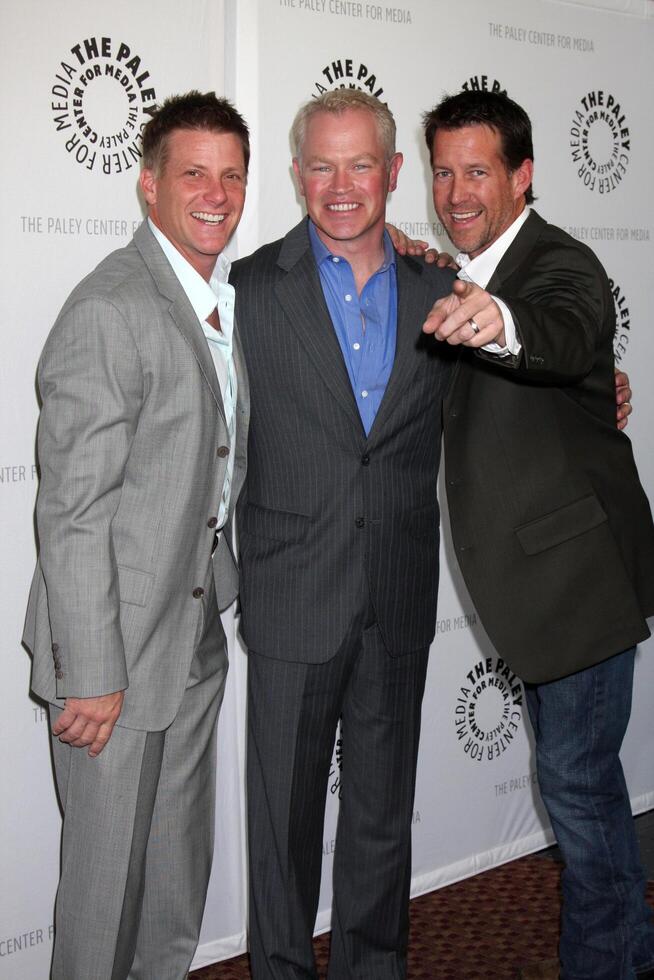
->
<box><xmin>191</xmin><ymin>854</ymin><xmax>654</xmax><ymax>979</ymax></box>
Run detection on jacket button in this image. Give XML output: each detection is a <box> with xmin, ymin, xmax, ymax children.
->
<box><xmin>54</xmin><ymin>659</ymin><xmax>61</xmax><ymax>670</ymax></box>
<box><xmin>192</xmin><ymin>587</ymin><xmax>205</xmax><ymax>599</ymax></box>
<box><xmin>361</xmin><ymin>454</ymin><xmax>370</xmax><ymax>466</ymax></box>
<box><xmin>355</xmin><ymin>517</ymin><xmax>365</xmax><ymax>529</ymax></box>
<box><xmin>217</xmin><ymin>446</ymin><xmax>229</xmax><ymax>458</ymax></box>
<box><xmin>52</xmin><ymin>642</ymin><xmax>59</xmax><ymax>654</ymax></box>
<box><xmin>449</xmin><ymin>409</ymin><xmax>458</xmax><ymax>419</ymax></box>
<box><xmin>55</xmin><ymin>670</ymin><xmax>63</xmax><ymax>680</ymax></box>
<box><xmin>207</xmin><ymin>517</ymin><xmax>218</xmax><ymax>528</ymax></box>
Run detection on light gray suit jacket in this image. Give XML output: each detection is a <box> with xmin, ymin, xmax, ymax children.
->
<box><xmin>23</xmin><ymin>221</ymin><xmax>249</xmax><ymax>731</ymax></box>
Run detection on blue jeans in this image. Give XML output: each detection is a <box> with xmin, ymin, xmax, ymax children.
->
<box><xmin>526</xmin><ymin>648</ymin><xmax>654</xmax><ymax>980</ymax></box>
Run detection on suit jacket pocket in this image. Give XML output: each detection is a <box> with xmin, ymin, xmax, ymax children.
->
<box><xmin>117</xmin><ymin>564</ymin><xmax>155</xmax><ymax>607</ymax></box>
<box><xmin>515</xmin><ymin>493</ymin><xmax>607</xmax><ymax>556</ymax></box>
<box><xmin>406</xmin><ymin>504</ymin><xmax>440</xmax><ymax>541</ymax></box>
<box><xmin>242</xmin><ymin>502</ymin><xmax>312</xmax><ymax>543</ymax></box>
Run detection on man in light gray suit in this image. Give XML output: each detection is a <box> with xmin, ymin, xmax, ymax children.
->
<box><xmin>23</xmin><ymin>91</ymin><xmax>250</xmax><ymax>980</ymax></box>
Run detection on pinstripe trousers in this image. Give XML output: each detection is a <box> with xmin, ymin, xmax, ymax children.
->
<box><xmin>247</xmin><ymin>597</ymin><xmax>429</xmax><ymax>980</ymax></box>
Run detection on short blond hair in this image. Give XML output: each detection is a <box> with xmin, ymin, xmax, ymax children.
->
<box><xmin>292</xmin><ymin>90</ymin><xmax>396</xmax><ymax>164</ymax></box>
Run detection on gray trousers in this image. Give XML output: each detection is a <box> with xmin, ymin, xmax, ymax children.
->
<box><xmin>49</xmin><ymin>582</ymin><xmax>228</xmax><ymax>980</ymax></box>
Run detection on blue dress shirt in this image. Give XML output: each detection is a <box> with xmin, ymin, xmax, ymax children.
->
<box><xmin>309</xmin><ymin>221</ymin><xmax>397</xmax><ymax>436</ymax></box>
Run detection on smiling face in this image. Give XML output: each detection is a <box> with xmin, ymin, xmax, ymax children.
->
<box><xmin>140</xmin><ymin>127</ymin><xmax>247</xmax><ymax>280</ymax></box>
<box><xmin>292</xmin><ymin>108</ymin><xmax>402</xmax><ymax>255</ymax></box>
<box><xmin>431</xmin><ymin>124</ymin><xmax>532</xmax><ymax>258</ymax></box>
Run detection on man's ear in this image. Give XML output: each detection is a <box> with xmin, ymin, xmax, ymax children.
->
<box><xmin>292</xmin><ymin>158</ymin><xmax>305</xmax><ymax>197</ymax></box>
<box><xmin>512</xmin><ymin>158</ymin><xmax>533</xmax><ymax>201</ymax></box>
<box><xmin>387</xmin><ymin>152</ymin><xmax>404</xmax><ymax>194</ymax></box>
<box><xmin>140</xmin><ymin>168</ymin><xmax>157</xmax><ymax>207</ymax></box>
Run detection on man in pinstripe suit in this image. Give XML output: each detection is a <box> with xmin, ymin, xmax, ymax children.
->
<box><xmin>231</xmin><ymin>91</ymin><xmax>455</xmax><ymax>980</ymax></box>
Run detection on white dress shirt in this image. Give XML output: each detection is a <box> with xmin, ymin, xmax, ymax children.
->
<box><xmin>456</xmin><ymin>206</ymin><xmax>531</xmax><ymax>356</ymax></box>
<box><xmin>148</xmin><ymin>218</ymin><xmax>237</xmax><ymax>529</ymax></box>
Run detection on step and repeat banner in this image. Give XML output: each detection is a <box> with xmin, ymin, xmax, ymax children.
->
<box><xmin>1</xmin><ymin>0</ymin><xmax>652</xmax><ymax>975</ymax></box>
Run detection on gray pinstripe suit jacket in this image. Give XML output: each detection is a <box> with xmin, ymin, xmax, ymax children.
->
<box><xmin>232</xmin><ymin>219</ymin><xmax>455</xmax><ymax>662</ymax></box>
<box><xmin>23</xmin><ymin>221</ymin><xmax>249</xmax><ymax>730</ymax></box>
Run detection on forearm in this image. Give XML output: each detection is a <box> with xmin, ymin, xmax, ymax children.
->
<box><xmin>487</xmin><ymin>245</ymin><xmax>609</xmax><ymax>382</ymax></box>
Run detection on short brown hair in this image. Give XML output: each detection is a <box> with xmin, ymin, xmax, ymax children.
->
<box><xmin>423</xmin><ymin>90</ymin><xmax>535</xmax><ymax>204</ymax></box>
<box><xmin>142</xmin><ymin>90</ymin><xmax>250</xmax><ymax>174</ymax></box>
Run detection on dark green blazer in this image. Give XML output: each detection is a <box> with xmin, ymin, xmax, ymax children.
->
<box><xmin>444</xmin><ymin>210</ymin><xmax>654</xmax><ymax>683</ymax></box>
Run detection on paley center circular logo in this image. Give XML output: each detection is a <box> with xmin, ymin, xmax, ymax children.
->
<box><xmin>460</xmin><ymin>75</ymin><xmax>507</xmax><ymax>96</ymax></box>
<box><xmin>328</xmin><ymin>721</ymin><xmax>343</xmax><ymax>799</ymax></box>
<box><xmin>610</xmin><ymin>276</ymin><xmax>631</xmax><ymax>365</ymax></box>
<box><xmin>455</xmin><ymin>656</ymin><xmax>523</xmax><ymax>763</ymax></box>
<box><xmin>311</xmin><ymin>57</ymin><xmax>385</xmax><ymax>101</ymax></box>
<box><xmin>569</xmin><ymin>90</ymin><xmax>630</xmax><ymax>194</ymax></box>
<box><xmin>50</xmin><ymin>36</ymin><xmax>158</xmax><ymax>175</ymax></box>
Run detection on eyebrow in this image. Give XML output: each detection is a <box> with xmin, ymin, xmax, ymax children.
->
<box><xmin>305</xmin><ymin>152</ymin><xmax>379</xmax><ymax>163</ymax></box>
<box><xmin>432</xmin><ymin>160</ymin><xmax>488</xmax><ymax>169</ymax></box>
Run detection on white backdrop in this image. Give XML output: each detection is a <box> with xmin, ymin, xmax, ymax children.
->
<box><xmin>1</xmin><ymin>0</ymin><xmax>653</xmax><ymax>975</ymax></box>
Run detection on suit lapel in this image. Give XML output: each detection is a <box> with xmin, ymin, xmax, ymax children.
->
<box><xmin>366</xmin><ymin>254</ymin><xmax>430</xmax><ymax>442</ymax></box>
<box><xmin>230</xmin><ymin>326</ymin><xmax>249</xmax><ymax>509</ymax></box>
<box><xmin>133</xmin><ymin>221</ymin><xmax>226</xmax><ymax>425</ymax></box>
<box><xmin>275</xmin><ymin>221</ymin><xmax>363</xmax><ymax>432</ymax></box>
<box><xmin>486</xmin><ymin>209</ymin><xmax>546</xmax><ymax>293</ymax></box>
<box><xmin>273</xmin><ymin>223</ymin><xmax>441</xmax><ymax>444</ymax></box>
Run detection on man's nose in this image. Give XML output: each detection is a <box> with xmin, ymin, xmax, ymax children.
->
<box><xmin>449</xmin><ymin>174</ymin><xmax>468</xmax><ymax>204</ymax></box>
<box><xmin>204</xmin><ymin>176</ymin><xmax>229</xmax><ymax>205</ymax></box>
<box><xmin>329</xmin><ymin>167</ymin><xmax>354</xmax><ymax>194</ymax></box>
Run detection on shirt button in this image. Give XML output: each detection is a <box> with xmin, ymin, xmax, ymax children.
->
<box><xmin>192</xmin><ymin>587</ymin><xmax>205</xmax><ymax>599</ymax></box>
<box><xmin>345</xmin><ymin>294</ymin><xmax>352</xmax><ymax>302</ymax></box>
<box><xmin>355</xmin><ymin>517</ymin><xmax>365</xmax><ymax>528</ymax></box>
<box><xmin>353</xmin><ymin>342</ymin><xmax>360</xmax><ymax>351</ymax></box>
<box><xmin>217</xmin><ymin>446</ymin><xmax>229</xmax><ymax>458</ymax></box>
<box><xmin>207</xmin><ymin>517</ymin><xmax>218</xmax><ymax>528</ymax></box>
<box><xmin>332</xmin><ymin>256</ymin><xmax>340</xmax><ymax>263</ymax></box>
<box><xmin>361</xmin><ymin>390</ymin><xmax>368</xmax><ymax>398</ymax></box>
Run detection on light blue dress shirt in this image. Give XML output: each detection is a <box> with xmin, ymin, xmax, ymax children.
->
<box><xmin>309</xmin><ymin>221</ymin><xmax>397</xmax><ymax>436</ymax></box>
